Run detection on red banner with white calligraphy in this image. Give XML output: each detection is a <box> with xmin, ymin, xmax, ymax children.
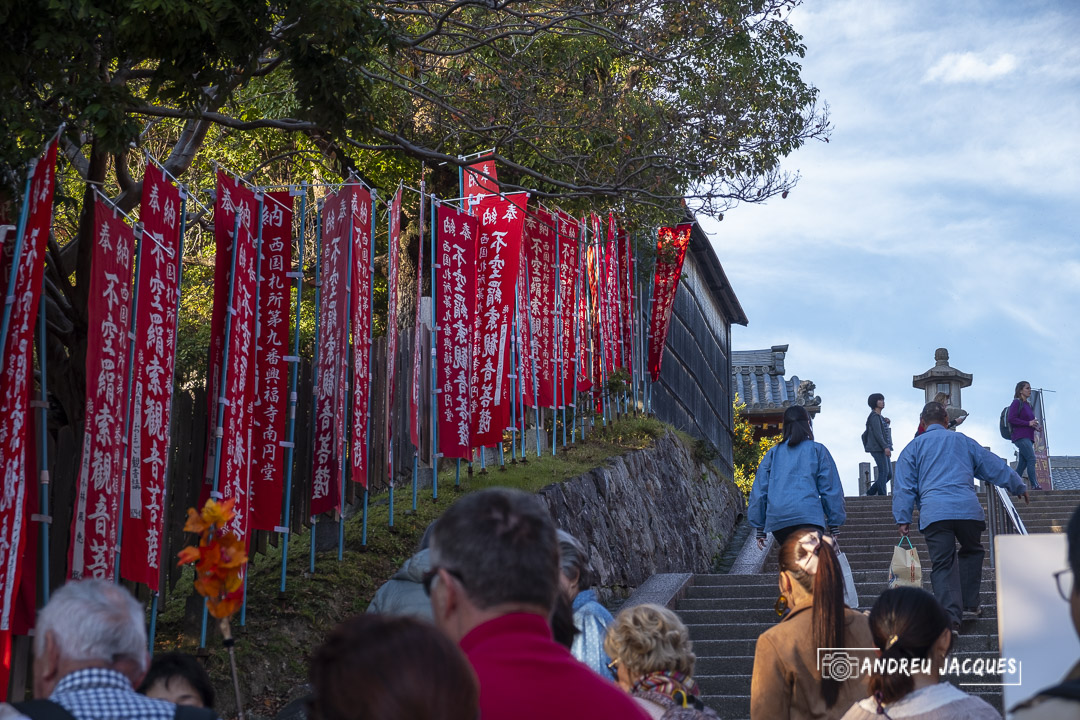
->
<box><xmin>617</xmin><ymin>225</ymin><xmax>634</xmax><ymax>373</ymax></box>
<box><xmin>119</xmin><ymin>163</ymin><xmax>183</xmax><ymax>589</ymax></box>
<box><xmin>349</xmin><ymin>187</ymin><xmax>373</xmax><ymax>488</ymax></box>
<box><xmin>311</xmin><ymin>189</ymin><xmax>351</xmax><ymax>514</ymax></box>
<box><xmin>647</xmin><ymin>224</ymin><xmax>693</xmax><ymax>382</ymax></box>
<box><xmin>250</xmin><ymin>192</ymin><xmax>292</xmax><ymax>532</ymax></box>
<box><xmin>515</xmin><ymin>244</ymin><xmax>535</xmax><ymax>408</ymax></box>
<box><xmin>69</xmin><ymin>197</ymin><xmax>136</xmax><ymax>580</ymax></box>
<box><xmin>463</xmin><ymin>156</ymin><xmax>499</xmax><ymax>208</ymax></box>
<box><xmin>436</xmin><ymin>203</ymin><xmax>478</xmax><ymax>460</ymax></box>
<box><xmin>471</xmin><ymin>193</ymin><xmax>527</xmax><ymax>447</ymax></box>
<box><xmin>0</xmin><ymin>137</ymin><xmax>56</xmax><ymax>629</ymax></box>
<box><xmin>215</xmin><ymin>189</ymin><xmax>260</xmax><ymax>543</ymax></box>
<box><xmin>556</xmin><ymin>212</ymin><xmax>581</xmax><ymax>402</ymax></box>
<box><xmin>385</xmin><ymin>187</ymin><xmax>403</xmax><ymax>482</ymax></box>
<box><xmin>523</xmin><ymin>208</ymin><xmax>557</xmax><ymax>408</ymax></box>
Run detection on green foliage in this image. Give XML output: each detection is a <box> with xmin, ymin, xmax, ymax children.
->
<box><xmin>732</xmin><ymin>394</ymin><xmax>780</xmax><ymax>498</ymax></box>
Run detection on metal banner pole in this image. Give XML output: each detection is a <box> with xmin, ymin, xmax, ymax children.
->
<box><xmin>279</xmin><ymin>184</ymin><xmax>307</xmax><ymax>593</ymax></box>
<box><xmin>309</xmin><ymin>201</ymin><xmax>324</xmax><ymax>575</ymax></box>
<box><xmin>364</xmin><ymin>189</ymin><xmax>377</xmax><ymax>539</ymax></box>
<box><xmin>385</xmin><ymin>192</ymin><xmax>394</xmax><ymax>526</ymax></box>
<box><xmin>338</xmin><ymin>198</ymin><xmax>355</xmax><ymax>561</ymax></box>
<box><xmin>412</xmin><ymin>183</ymin><xmax>425</xmax><ymax>510</ymax></box>
<box><xmin>429</xmin><ymin>195</ymin><xmax>439</xmax><ymax>498</ymax></box>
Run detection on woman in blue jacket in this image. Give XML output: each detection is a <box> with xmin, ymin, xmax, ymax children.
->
<box><xmin>750</xmin><ymin>404</ymin><xmax>846</xmax><ymax>548</ymax></box>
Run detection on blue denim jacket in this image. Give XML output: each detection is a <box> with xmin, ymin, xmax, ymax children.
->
<box><xmin>570</xmin><ymin>589</ymin><xmax>616</xmax><ymax>679</ymax></box>
<box><xmin>748</xmin><ymin>440</ymin><xmax>846</xmax><ymax>533</ymax></box>
<box><xmin>893</xmin><ymin>424</ymin><xmax>1026</xmax><ymax>530</ymax></box>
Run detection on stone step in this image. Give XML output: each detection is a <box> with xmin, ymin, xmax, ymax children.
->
<box><xmin>677</xmin><ymin>596</ymin><xmax>999</xmax><ymax>618</ymax></box>
<box><xmin>690</xmin><ymin>570</ymin><xmax>996</xmax><ymax>587</ymax></box>
<box><xmin>683</xmin><ymin>617</ymin><xmax>1000</xmax><ymax>641</ymax></box>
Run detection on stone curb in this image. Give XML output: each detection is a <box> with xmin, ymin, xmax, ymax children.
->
<box><xmin>617</xmin><ymin>573</ymin><xmax>695</xmax><ymax>611</ymax></box>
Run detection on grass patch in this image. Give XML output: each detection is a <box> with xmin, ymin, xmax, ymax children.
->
<box><xmin>152</xmin><ymin>415</ymin><xmax>668</xmax><ymax>717</ymax></box>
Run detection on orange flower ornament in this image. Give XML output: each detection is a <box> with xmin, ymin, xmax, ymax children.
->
<box><xmin>177</xmin><ymin>498</ymin><xmax>249</xmax><ymax>619</ymax></box>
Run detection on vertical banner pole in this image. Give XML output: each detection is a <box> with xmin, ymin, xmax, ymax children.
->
<box><xmin>429</xmin><ymin>195</ymin><xmax>439</xmax><ymax>499</ymax></box>
<box><xmin>338</xmin><ymin>200</ymin><xmax>355</xmax><ymax>562</ymax></box>
<box><xmin>385</xmin><ymin>193</ymin><xmax>393</xmax><ymax>527</ymax></box>
<box><xmin>149</xmin><ymin>192</ymin><xmax>188</xmax><ymax>650</ymax></box>
<box><xmin>35</xmin><ymin>286</ymin><xmax>50</xmax><ymax>604</ymax></box>
<box><xmin>518</xmin><ymin>254</ymin><xmax>542</xmax><ymax>458</ymax></box>
<box><xmin>279</xmin><ymin>184</ymin><xmax>307</xmax><ymax>594</ymax></box>
<box><xmin>200</xmin><ymin>208</ymin><xmax>243</xmax><ymax>649</ymax></box>
<box><xmin>114</xmin><ymin>224</ymin><xmax>144</xmax><ymax>580</ymax></box>
<box><xmin>309</xmin><ymin>201</ymin><xmax>324</xmax><ymax>576</ymax></box>
<box><xmin>509</xmin><ymin>289</ymin><xmax>518</xmax><ymax>463</ymax></box>
<box><xmin>552</xmin><ymin>223</ymin><xmax>560</xmax><ymax>456</ymax></box>
<box><xmin>645</xmin><ymin>270</ymin><xmax>655</xmax><ymax>414</ymax></box>
<box><xmin>570</xmin><ymin>226</ymin><xmax>581</xmax><ymax>445</ymax></box>
<box><xmin>412</xmin><ymin>184</ymin><xmax>425</xmax><ymax>510</ymax></box>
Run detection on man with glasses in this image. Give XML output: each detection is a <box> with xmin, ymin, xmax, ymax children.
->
<box><xmin>425</xmin><ymin>488</ymin><xmax>648</xmax><ymax>720</ymax></box>
<box><xmin>1011</xmin><ymin>505</ymin><xmax>1080</xmax><ymax>718</ymax></box>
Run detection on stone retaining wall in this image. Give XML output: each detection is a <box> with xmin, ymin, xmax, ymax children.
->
<box><xmin>537</xmin><ymin>430</ymin><xmax>744</xmax><ymax>601</ymax></box>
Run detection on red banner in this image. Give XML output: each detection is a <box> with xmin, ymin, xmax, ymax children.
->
<box><xmin>311</xmin><ymin>189</ymin><xmax>351</xmax><ymax>514</ymax></box>
<box><xmin>617</xmin><ymin>226</ymin><xmax>634</xmax><ymax>374</ymax></box>
<box><xmin>523</xmin><ymin>208</ymin><xmax>557</xmax><ymax>408</ymax></box>
<box><xmin>647</xmin><ymin>224</ymin><xmax>693</xmax><ymax>382</ymax></box>
<box><xmin>349</xmin><ymin>187</ymin><xmax>374</xmax><ymax>488</ymax></box>
<box><xmin>0</xmin><ymin>137</ymin><xmax>56</xmax><ymax>629</ymax></box>
<box><xmin>463</xmin><ymin>156</ymin><xmax>499</xmax><ymax>208</ymax></box>
<box><xmin>409</xmin><ymin>197</ymin><xmax>426</xmax><ymax>451</ymax></box>
<box><xmin>215</xmin><ymin>189</ymin><xmax>260</xmax><ymax>543</ymax></box>
<box><xmin>69</xmin><ymin>198</ymin><xmax>136</xmax><ymax>580</ymax></box>
<box><xmin>120</xmin><ymin>163</ymin><xmax>184</xmax><ymax>589</ymax></box>
<box><xmin>250</xmin><ymin>192</ymin><xmax>292</xmax><ymax>532</ymax></box>
<box><xmin>516</xmin><ymin>246</ymin><xmax>535</xmax><ymax>408</ymax></box>
<box><xmin>385</xmin><ymin>188</ymin><xmax>403</xmax><ymax>481</ymax></box>
<box><xmin>556</xmin><ymin>213</ymin><xmax>581</xmax><ymax>402</ymax></box>
<box><xmin>471</xmin><ymin>193</ymin><xmax>527</xmax><ymax>447</ymax></box>
<box><xmin>436</xmin><ymin>203</ymin><xmax>478</xmax><ymax>460</ymax></box>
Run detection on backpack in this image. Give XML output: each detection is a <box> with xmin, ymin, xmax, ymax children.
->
<box><xmin>999</xmin><ymin>404</ymin><xmax>1013</xmax><ymax>440</ymax></box>
<box><xmin>860</xmin><ymin>427</ymin><xmax>870</xmax><ymax>452</ymax></box>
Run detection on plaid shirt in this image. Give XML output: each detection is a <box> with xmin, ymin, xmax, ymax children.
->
<box><xmin>51</xmin><ymin>668</ymin><xmax>177</xmax><ymax>720</ymax></box>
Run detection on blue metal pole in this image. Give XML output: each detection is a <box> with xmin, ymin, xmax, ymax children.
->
<box><xmin>383</xmin><ymin>192</ymin><xmax>394</xmax><ymax>527</ymax></box>
<box><xmin>200</xmin><ymin>201</ymin><xmax>244</xmax><ymax>649</ymax></box>
<box><xmin>309</xmin><ymin>201</ymin><xmax>324</xmax><ymax>576</ymax></box>
<box><xmin>429</xmin><ymin>195</ymin><xmax>439</xmax><ymax>498</ymax></box>
<box><xmin>279</xmin><ymin>184</ymin><xmax>307</xmax><ymax>593</ymax></box>
<box><xmin>0</xmin><ymin>161</ymin><xmax>37</xmax><ymax>377</ymax></box>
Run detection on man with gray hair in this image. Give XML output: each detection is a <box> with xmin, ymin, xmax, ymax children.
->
<box><xmin>2</xmin><ymin>580</ymin><xmax>215</xmax><ymax>720</ymax></box>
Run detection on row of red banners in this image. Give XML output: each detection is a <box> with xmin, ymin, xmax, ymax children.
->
<box><xmin>0</xmin><ymin>146</ymin><xmax>696</xmax><ymax>670</ymax></box>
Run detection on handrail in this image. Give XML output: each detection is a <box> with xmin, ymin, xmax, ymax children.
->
<box><xmin>986</xmin><ymin>482</ymin><xmax>1028</xmax><ymax>567</ymax></box>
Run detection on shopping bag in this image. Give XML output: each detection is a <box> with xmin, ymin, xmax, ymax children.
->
<box><xmin>888</xmin><ymin>536</ymin><xmax>922</xmax><ymax>588</ymax></box>
<box><xmin>836</xmin><ymin>549</ymin><xmax>859</xmax><ymax>608</ymax></box>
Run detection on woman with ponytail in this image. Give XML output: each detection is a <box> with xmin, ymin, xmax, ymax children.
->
<box><xmin>750</xmin><ymin>528</ymin><xmax>873</xmax><ymax>720</ymax></box>
<box><xmin>841</xmin><ymin>587</ymin><xmax>999</xmax><ymax>719</ymax></box>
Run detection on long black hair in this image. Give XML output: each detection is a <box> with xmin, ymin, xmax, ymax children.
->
<box><xmin>782</xmin><ymin>405</ymin><xmax>813</xmax><ymax>447</ymax></box>
<box><xmin>867</xmin><ymin>587</ymin><xmax>952</xmax><ymax>705</ymax></box>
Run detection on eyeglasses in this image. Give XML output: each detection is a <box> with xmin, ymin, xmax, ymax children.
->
<box><xmin>422</xmin><ymin>566</ymin><xmax>465</xmax><ymax>596</ymax></box>
<box><xmin>1054</xmin><ymin>569</ymin><xmax>1073</xmax><ymax>602</ymax></box>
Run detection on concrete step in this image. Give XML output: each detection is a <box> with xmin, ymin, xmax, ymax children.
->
<box><xmin>678</xmin><ymin>596</ymin><xmax>999</xmax><ymax>618</ymax></box>
<box><xmin>683</xmin><ymin>617</ymin><xmax>1000</xmax><ymax>641</ymax></box>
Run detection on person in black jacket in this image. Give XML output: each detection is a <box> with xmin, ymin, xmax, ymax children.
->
<box><xmin>864</xmin><ymin>393</ymin><xmax>893</xmax><ymax>495</ymax></box>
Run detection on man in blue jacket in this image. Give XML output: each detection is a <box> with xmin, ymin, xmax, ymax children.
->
<box><xmin>893</xmin><ymin>401</ymin><xmax>1028</xmax><ymax>633</ymax></box>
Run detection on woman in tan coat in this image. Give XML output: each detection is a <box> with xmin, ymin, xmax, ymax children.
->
<box><xmin>750</xmin><ymin>529</ymin><xmax>874</xmax><ymax>720</ymax></box>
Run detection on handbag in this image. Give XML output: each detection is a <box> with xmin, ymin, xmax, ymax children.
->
<box><xmin>888</xmin><ymin>536</ymin><xmax>923</xmax><ymax>588</ymax></box>
<box><xmin>835</xmin><ymin>545</ymin><xmax>859</xmax><ymax>608</ymax></box>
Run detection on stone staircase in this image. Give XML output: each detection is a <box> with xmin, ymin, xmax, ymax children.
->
<box><xmin>678</xmin><ymin>489</ymin><xmax>1080</xmax><ymax>720</ymax></box>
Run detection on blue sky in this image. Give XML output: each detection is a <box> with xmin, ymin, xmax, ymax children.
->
<box><xmin>698</xmin><ymin>0</ymin><xmax>1080</xmax><ymax>495</ymax></box>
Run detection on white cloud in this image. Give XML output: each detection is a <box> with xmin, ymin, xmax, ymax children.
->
<box><xmin>924</xmin><ymin>52</ymin><xmax>1018</xmax><ymax>83</ymax></box>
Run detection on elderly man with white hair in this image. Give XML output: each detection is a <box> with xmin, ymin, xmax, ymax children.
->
<box><xmin>0</xmin><ymin>579</ymin><xmax>215</xmax><ymax>720</ymax></box>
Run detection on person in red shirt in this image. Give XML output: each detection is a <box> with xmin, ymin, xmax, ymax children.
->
<box><xmin>426</xmin><ymin>488</ymin><xmax>649</xmax><ymax>720</ymax></box>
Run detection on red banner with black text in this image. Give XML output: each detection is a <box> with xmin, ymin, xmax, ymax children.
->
<box><xmin>250</xmin><ymin>192</ymin><xmax>292</xmax><ymax>532</ymax></box>
<box><xmin>69</xmin><ymin>197</ymin><xmax>136</xmax><ymax>580</ymax></box>
<box><xmin>471</xmin><ymin>193</ymin><xmax>527</xmax><ymax>447</ymax></box>
<box><xmin>436</xmin><ymin>203</ymin><xmax>478</xmax><ymax>460</ymax></box>
<box><xmin>385</xmin><ymin>187</ymin><xmax>402</xmax><ymax>482</ymax></box>
<box><xmin>120</xmin><ymin>163</ymin><xmax>184</xmax><ymax>589</ymax></box>
<box><xmin>647</xmin><ymin>224</ymin><xmax>693</xmax><ymax>382</ymax></box>
<box><xmin>0</xmin><ymin>137</ymin><xmax>56</xmax><ymax>631</ymax></box>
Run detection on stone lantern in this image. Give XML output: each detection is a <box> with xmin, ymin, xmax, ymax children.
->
<box><xmin>912</xmin><ymin>348</ymin><xmax>972</xmax><ymax>409</ymax></box>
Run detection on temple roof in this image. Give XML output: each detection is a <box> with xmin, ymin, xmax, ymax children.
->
<box><xmin>732</xmin><ymin>344</ymin><xmax>820</xmax><ymax>415</ymax></box>
<box><xmin>1050</xmin><ymin>456</ymin><xmax>1080</xmax><ymax>490</ymax></box>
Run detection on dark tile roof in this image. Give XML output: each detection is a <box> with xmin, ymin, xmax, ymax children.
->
<box><xmin>732</xmin><ymin>344</ymin><xmax>820</xmax><ymax>415</ymax></box>
<box><xmin>1051</xmin><ymin>456</ymin><xmax>1080</xmax><ymax>490</ymax></box>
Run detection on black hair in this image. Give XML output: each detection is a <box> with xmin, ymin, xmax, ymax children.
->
<box><xmin>550</xmin><ymin>592</ymin><xmax>579</xmax><ymax>650</ymax></box>
<box><xmin>137</xmin><ymin>652</ymin><xmax>215</xmax><ymax>708</ymax></box>
<box><xmin>920</xmin><ymin>401</ymin><xmax>948</xmax><ymax>426</ymax></box>
<box><xmin>1068</xmin><ymin>506</ymin><xmax>1080</xmax><ymax>579</ymax></box>
<box><xmin>867</xmin><ymin>587</ymin><xmax>951</xmax><ymax>705</ymax></box>
<box><xmin>782</xmin><ymin>405</ymin><xmax>813</xmax><ymax>447</ymax></box>
<box><xmin>867</xmin><ymin>393</ymin><xmax>884</xmax><ymax>410</ymax></box>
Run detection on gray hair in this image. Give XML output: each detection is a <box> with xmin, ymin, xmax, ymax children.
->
<box><xmin>556</xmin><ymin>529</ymin><xmax>594</xmax><ymax>590</ymax></box>
<box><xmin>35</xmin><ymin>579</ymin><xmax>148</xmax><ymax>673</ymax></box>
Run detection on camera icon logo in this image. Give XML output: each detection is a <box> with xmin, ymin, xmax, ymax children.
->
<box><xmin>820</xmin><ymin>651</ymin><xmax>860</xmax><ymax>682</ymax></box>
